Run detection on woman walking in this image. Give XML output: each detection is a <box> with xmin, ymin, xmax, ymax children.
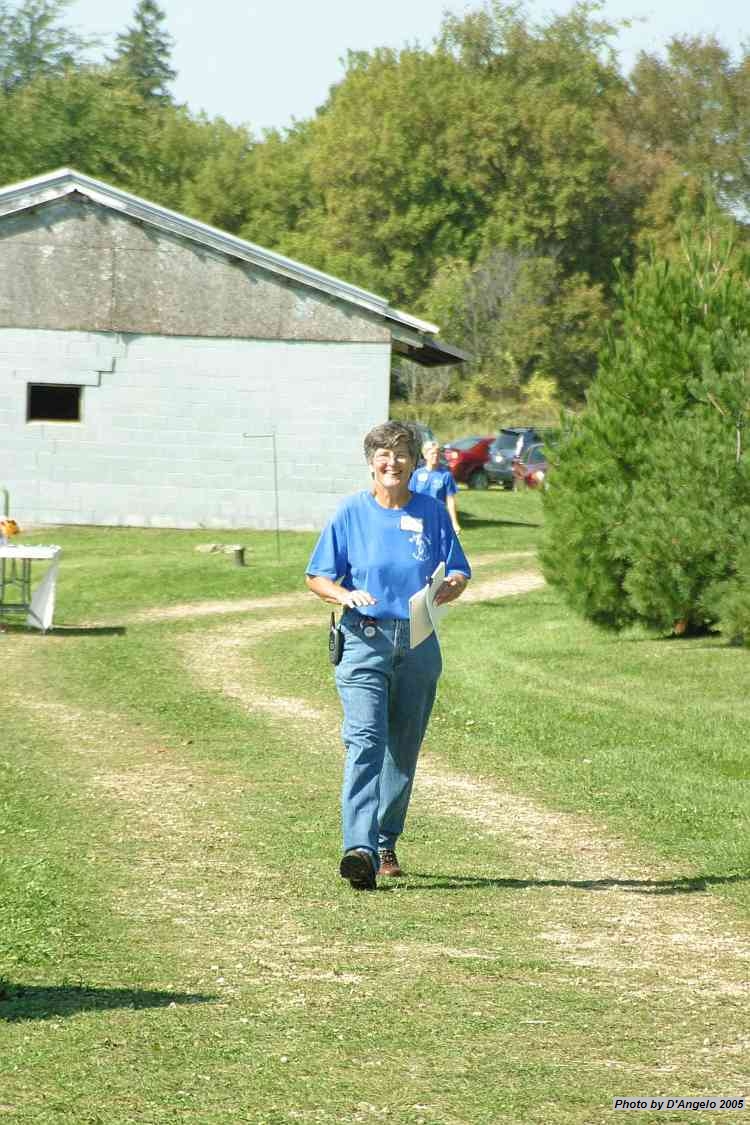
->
<box><xmin>305</xmin><ymin>422</ymin><xmax>471</xmax><ymax>890</ymax></box>
<box><xmin>409</xmin><ymin>439</ymin><xmax>461</xmax><ymax>534</ymax></box>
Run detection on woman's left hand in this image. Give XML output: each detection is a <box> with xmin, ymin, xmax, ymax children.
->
<box><xmin>433</xmin><ymin>574</ymin><xmax>468</xmax><ymax>606</ymax></box>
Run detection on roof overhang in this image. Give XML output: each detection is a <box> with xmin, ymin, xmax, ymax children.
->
<box><xmin>0</xmin><ymin>167</ymin><xmax>466</xmax><ymax>368</ymax></box>
<box><xmin>392</xmin><ymin>335</ymin><xmax>470</xmax><ymax>368</ymax></box>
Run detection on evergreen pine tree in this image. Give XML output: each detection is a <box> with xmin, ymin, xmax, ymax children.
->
<box><xmin>110</xmin><ymin>0</ymin><xmax>175</xmax><ymax>102</ymax></box>
<box><xmin>541</xmin><ymin>220</ymin><xmax>750</xmax><ymax>643</ymax></box>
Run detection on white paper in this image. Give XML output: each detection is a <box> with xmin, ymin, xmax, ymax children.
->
<box><xmin>409</xmin><ymin>561</ymin><xmax>447</xmax><ymax>649</ymax></box>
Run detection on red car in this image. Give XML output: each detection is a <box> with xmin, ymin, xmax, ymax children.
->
<box><xmin>511</xmin><ymin>443</ymin><xmax>549</xmax><ymax>489</ymax></box>
<box><xmin>442</xmin><ymin>435</ymin><xmax>494</xmax><ymax>489</ymax></box>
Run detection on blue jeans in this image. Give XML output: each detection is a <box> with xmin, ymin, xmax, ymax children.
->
<box><xmin>334</xmin><ymin>611</ymin><xmax>442</xmax><ymax>868</ymax></box>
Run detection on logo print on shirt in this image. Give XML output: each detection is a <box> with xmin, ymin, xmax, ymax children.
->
<box><xmin>409</xmin><ymin>531</ymin><xmax>431</xmax><ymax>562</ymax></box>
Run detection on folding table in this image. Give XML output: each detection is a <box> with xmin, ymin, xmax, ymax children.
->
<box><xmin>0</xmin><ymin>544</ymin><xmax>62</xmax><ymax>632</ymax></box>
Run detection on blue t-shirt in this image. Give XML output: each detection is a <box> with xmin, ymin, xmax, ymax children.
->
<box><xmin>306</xmin><ymin>490</ymin><xmax>471</xmax><ymax>620</ymax></box>
<box><xmin>408</xmin><ymin>467</ymin><xmax>457</xmax><ymax>504</ymax></box>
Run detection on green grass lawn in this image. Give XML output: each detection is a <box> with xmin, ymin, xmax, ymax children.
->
<box><xmin>2</xmin><ymin>491</ymin><xmax>749</xmax><ymax>1123</ymax></box>
<box><xmin>16</xmin><ymin>487</ymin><xmax>540</xmax><ymax>621</ymax></box>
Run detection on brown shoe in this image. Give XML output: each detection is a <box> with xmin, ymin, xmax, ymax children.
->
<box><xmin>378</xmin><ymin>848</ymin><xmax>403</xmax><ymax>877</ymax></box>
<box><xmin>340</xmin><ymin>848</ymin><xmax>376</xmax><ymax>890</ymax></box>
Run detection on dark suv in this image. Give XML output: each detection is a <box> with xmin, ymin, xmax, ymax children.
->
<box><xmin>484</xmin><ymin>427</ymin><xmax>544</xmax><ymax>489</ymax></box>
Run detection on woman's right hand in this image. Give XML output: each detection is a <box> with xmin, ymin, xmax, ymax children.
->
<box><xmin>341</xmin><ymin>588</ymin><xmax>376</xmax><ymax>609</ymax></box>
<box><xmin>305</xmin><ymin>574</ymin><xmax>376</xmax><ymax>608</ymax></box>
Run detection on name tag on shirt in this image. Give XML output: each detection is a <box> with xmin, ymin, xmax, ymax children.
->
<box><xmin>400</xmin><ymin>515</ymin><xmax>423</xmax><ymax>533</ymax></box>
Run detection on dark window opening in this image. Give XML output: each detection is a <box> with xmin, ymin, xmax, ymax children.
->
<box><xmin>27</xmin><ymin>384</ymin><xmax>82</xmax><ymax>422</ymax></box>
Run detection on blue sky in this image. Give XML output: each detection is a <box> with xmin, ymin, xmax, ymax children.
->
<box><xmin>68</xmin><ymin>0</ymin><xmax>749</xmax><ymax>135</ymax></box>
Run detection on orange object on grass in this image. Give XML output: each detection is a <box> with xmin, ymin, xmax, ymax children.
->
<box><xmin>0</xmin><ymin>518</ymin><xmax>20</xmax><ymax>537</ymax></box>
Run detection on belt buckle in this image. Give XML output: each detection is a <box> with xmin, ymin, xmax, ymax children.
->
<box><xmin>359</xmin><ymin>614</ymin><xmax>377</xmax><ymax>637</ymax></box>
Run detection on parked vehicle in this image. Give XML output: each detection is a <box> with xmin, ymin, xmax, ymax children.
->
<box><xmin>512</xmin><ymin>443</ymin><xmax>549</xmax><ymax>489</ymax></box>
<box><xmin>442</xmin><ymin>435</ymin><xmax>494</xmax><ymax>488</ymax></box>
<box><xmin>483</xmin><ymin>427</ymin><xmax>544</xmax><ymax>488</ymax></box>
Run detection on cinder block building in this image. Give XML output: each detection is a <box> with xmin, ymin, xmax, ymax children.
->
<box><xmin>0</xmin><ymin>169</ymin><xmax>462</xmax><ymax>529</ymax></box>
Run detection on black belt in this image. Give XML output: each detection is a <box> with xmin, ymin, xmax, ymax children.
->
<box><xmin>347</xmin><ymin>613</ymin><xmax>405</xmax><ymax>629</ymax></box>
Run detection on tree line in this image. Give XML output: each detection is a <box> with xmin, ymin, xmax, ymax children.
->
<box><xmin>1</xmin><ymin>0</ymin><xmax>749</xmax><ymax>427</ymax></box>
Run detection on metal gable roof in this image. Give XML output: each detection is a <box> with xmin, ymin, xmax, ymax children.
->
<box><xmin>0</xmin><ymin>167</ymin><xmax>466</xmax><ymax>366</ymax></box>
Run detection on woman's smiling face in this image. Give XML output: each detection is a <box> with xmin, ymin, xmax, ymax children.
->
<box><xmin>370</xmin><ymin>441</ymin><xmax>415</xmax><ymax>492</ymax></box>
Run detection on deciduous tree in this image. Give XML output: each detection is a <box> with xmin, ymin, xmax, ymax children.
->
<box><xmin>419</xmin><ymin>247</ymin><xmax>606</xmax><ymax>406</ymax></box>
<box><xmin>0</xmin><ymin>66</ymin><xmax>153</xmax><ymax>184</ymax></box>
<box><xmin>630</xmin><ymin>35</ymin><xmax>750</xmax><ymax>219</ymax></box>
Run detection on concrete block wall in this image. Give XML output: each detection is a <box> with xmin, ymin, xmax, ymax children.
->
<box><xmin>0</xmin><ymin>327</ymin><xmax>390</xmax><ymax>529</ymax></box>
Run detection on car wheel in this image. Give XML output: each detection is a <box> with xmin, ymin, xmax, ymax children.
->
<box><xmin>468</xmin><ymin>468</ymin><xmax>489</xmax><ymax>490</ymax></box>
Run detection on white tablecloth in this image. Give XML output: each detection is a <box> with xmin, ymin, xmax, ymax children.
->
<box><xmin>0</xmin><ymin>544</ymin><xmax>62</xmax><ymax>631</ymax></box>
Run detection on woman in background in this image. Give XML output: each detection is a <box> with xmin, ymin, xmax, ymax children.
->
<box><xmin>409</xmin><ymin>439</ymin><xmax>461</xmax><ymax>535</ymax></box>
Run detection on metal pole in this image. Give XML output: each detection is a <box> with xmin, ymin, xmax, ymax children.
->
<box><xmin>242</xmin><ymin>433</ymin><xmax>282</xmax><ymax>563</ymax></box>
<box><xmin>271</xmin><ymin>433</ymin><xmax>281</xmax><ymax>563</ymax></box>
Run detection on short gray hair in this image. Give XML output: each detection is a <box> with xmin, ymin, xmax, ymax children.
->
<box><xmin>363</xmin><ymin>421</ymin><xmax>420</xmax><ymax>464</ymax></box>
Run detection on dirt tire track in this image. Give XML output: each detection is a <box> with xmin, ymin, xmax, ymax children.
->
<box><xmin>126</xmin><ymin>567</ymin><xmax>545</xmax><ymax>625</ymax></box>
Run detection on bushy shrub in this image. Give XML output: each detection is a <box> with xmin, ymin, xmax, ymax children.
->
<box><xmin>541</xmin><ymin>226</ymin><xmax>750</xmax><ymax>643</ymax></box>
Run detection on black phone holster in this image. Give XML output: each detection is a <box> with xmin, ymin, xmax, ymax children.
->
<box><xmin>328</xmin><ymin>612</ymin><xmax>344</xmax><ymax>666</ymax></box>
